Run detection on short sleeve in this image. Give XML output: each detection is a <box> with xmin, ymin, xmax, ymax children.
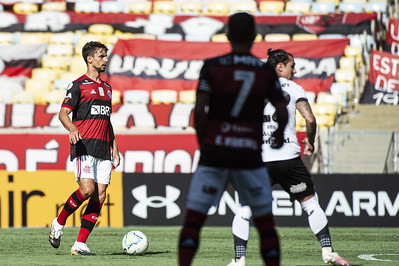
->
<box><xmin>61</xmin><ymin>82</ymin><xmax>80</xmax><ymax>110</ymax></box>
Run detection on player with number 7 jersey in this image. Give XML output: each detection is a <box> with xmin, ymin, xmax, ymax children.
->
<box><xmin>196</xmin><ymin>53</ymin><xmax>287</xmax><ymax>168</ymax></box>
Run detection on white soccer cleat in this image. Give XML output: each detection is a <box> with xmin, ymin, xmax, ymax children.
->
<box><xmin>226</xmin><ymin>256</ymin><xmax>245</xmax><ymax>266</ymax></box>
<box><xmin>322</xmin><ymin>247</ymin><xmax>351</xmax><ymax>266</ymax></box>
<box><xmin>49</xmin><ymin>217</ymin><xmax>64</xmax><ymax>248</ymax></box>
<box><xmin>70</xmin><ymin>241</ymin><xmax>96</xmax><ymax>256</ymax></box>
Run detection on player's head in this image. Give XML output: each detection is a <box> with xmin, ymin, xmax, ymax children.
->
<box><xmin>227</xmin><ymin>12</ymin><xmax>256</xmax><ymax>49</ymax></box>
<box><xmin>82</xmin><ymin>41</ymin><xmax>109</xmax><ymax>72</ymax></box>
<box><xmin>267</xmin><ymin>48</ymin><xmax>296</xmax><ymax>80</ymax></box>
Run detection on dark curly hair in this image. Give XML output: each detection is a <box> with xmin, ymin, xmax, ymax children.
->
<box><xmin>266</xmin><ymin>48</ymin><xmax>293</xmax><ymax>68</ymax></box>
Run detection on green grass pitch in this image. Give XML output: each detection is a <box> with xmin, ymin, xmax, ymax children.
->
<box><xmin>1</xmin><ymin>226</ymin><xmax>399</xmax><ymax>265</ymax></box>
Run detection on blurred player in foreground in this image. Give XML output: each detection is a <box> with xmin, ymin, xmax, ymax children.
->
<box><xmin>178</xmin><ymin>12</ymin><xmax>288</xmax><ymax>266</ymax></box>
<box><xmin>49</xmin><ymin>41</ymin><xmax>120</xmax><ymax>256</ymax></box>
<box><xmin>228</xmin><ymin>49</ymin><xmax>351</xmax><ymax>266</ymax></box>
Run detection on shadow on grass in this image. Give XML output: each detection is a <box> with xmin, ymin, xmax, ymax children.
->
<box><xmin>109</xmin><ymin>251</ymin><xmax>171</xmax><ymax>256</ymax></box>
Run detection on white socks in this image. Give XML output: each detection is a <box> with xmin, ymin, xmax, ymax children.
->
<box><xmin>232</xmin><ymin>205</ymin><xmax>252</xmax><ymax>241</ymax></box>
<box><xmin>301</xmin><ymin>196</ymin><xmax>328</xmax><ymax>235</ymax></box>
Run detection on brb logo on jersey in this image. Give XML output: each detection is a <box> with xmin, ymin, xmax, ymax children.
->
<box><xmin>91</xmin><ymin>105</ymin><xmax>111</xmax><ymax>116</ymax></box>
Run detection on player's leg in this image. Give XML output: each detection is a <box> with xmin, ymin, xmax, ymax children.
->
<box><xmin>179</xmin><ymin>165</ymin><xmax>227</xmax><ymax>266</ymax></box>
<box><xmin>49</xmin><ymin>156</ymin><xmax>92</xmax><ymax>248</ymax></box>
<box><xmin>71</xmin><ymin>157</ymin><xmax>111</xmax><ymax>256</ymax></box>
<box><xmin>234</xmin><ymin>167</ymin><xmax>280</xmax><ymax>266</ymax></box>
<box><xmin>229</xmin><ymin>205</ymin><xmax>252</xmax><ymax>264</ymax></box>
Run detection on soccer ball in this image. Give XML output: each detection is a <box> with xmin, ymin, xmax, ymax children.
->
<box><xmin>122</xmin><ymin>230</ymin><xmax>149</xmax><ymax>255</ymax></box>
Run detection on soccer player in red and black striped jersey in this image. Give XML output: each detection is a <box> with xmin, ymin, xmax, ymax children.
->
<box><xmin>178</xmin><ymin>12</ymin><xmax>288</xmax><ymax>266</ymax></box>
<box><xmin>49</xmin><ymin>41</ymin><xmax>120</xmax><ymax>256</ymax></box>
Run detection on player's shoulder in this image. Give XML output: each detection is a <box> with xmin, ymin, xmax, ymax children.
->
<box><xmin>279</xmin><ymin>77</ymin><xmax>303</xmax><ymax>90</ymax></box>
<box><xmin>102</xmin><ymin>80</ymin><xmax>111</xmax><ymax>88</ymax></box>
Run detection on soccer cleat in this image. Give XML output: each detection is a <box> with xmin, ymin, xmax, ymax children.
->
<box><xmin>70</xmin><ymin>241</ymin><xmax>96</xmax><ymax>256</ymax></box>
<box><xmin>226</xmin><ymin>256</ymin><xmax>245</xmax><ymax>266</ymax></box>
<box><xmin>322</xmin><ymin>247</ymin><xmax>351</xmax><ymax>266</ymax></box>
<box><xmin>49</xmin><ymin>217</ymin><xmax>64</xmax><ymax>248</ymax></box>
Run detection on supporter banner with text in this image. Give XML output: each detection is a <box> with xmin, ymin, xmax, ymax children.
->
<box><xmin>123</xmin><ymin>173</ymin><xmax>399</xmax><ymax>227</ymax></box>
<box><xmin>359</xmin><ymin>50</ymin><xmax>399</xmax><ymax>105</ymax></box>
<box><xmin>385</xmin><ymin>18</ymin><xmax>399</xmax><ymax>55</ymax></box>
<box><xmin>0</xmin><ymin>11</ymin><xmax>375</xmax><ymax>36</ymax></box>
<box><xmin>0</xmin><ymin>171</ymin><xmax>123</xmax><ymax>228</ymax></box>
<box><xmin>104</xmin><ymin>38</ymin><xmax>349</xmax><ymax>95</ymax></box>
<box><xmin>0</xmin><ymin>132</ymin><xmax>306</xmax><ymax>171</ymax></box>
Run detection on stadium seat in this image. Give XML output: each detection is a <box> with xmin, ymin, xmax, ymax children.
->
<box><xmin>127</xmin><ymin>1</ymin><xmax>152</xmax><ymax>14</ymax></box>
<box><xmin>112</xmin><ymin>90</ymin><xmax>122</xmax><ymax>105</ymax></box>
<box><xmin>338</xmin><ymin>2</ymin><xmax>363</xmax><ymax>13</ymax></box>
<box><xmin>231</xmin><ymin>1</ymin><xmax>258</xmax><ymax>14</ymax></box>
<box><xmin>364</xmin><ymin>1</ymin><xmax>386</xmax><ymax>13</ymax></box>
<box><xmin>157</xmin><ymin>33</ymin><xmax>183</xmax><ymax>41</ymax></box>
<box><xmin>47</xmin><ymin>44</ymin><xmax>74</xmax><ymax>57</ymax></box>
<box><xmin>11</xmin><ymin>91</ymin><xmax>35</xmax><ymax>104</ymax></box>
<box><xmin>130</xmin><ymin>33</ymin><xmax>156</xmax><ymax>40</ymax></box>
<box><xmin>179</xmin><ymin>1</ymin><xmax>203</xmax><ymax>14</ymax></box>
<box><xmin>70</xmin><ymin>56</ymin><xmax>87</xmax><ymax>74</ymax></box>
<box><xmin>13</xmin><ymin>2</ymin><xmax>39</xmax><ymax>14</ymax></box>
<box><xmin>49</xmin><ymin>32</ymin><xmax>75</xmax><ymax>45</ymax></box>
<box><xmin>0</xmin><ymin>32</ymin><xmax>14</xmax><ymax>45</ymax></box>
<box><xmin>295</xmin><ymin>111</ymin><xmax>306</xmax><ymax>131</ymax></box>
<box><xmin>206</xmin><ymin>1</ymin><xmax>230</xmax><ymax>16</ymax></box>
<box><xmin>259</xmin><ymin>1</ymin><xmax>285</xmax><ymax>15</ymax></box>
<box><xmin>153</xmin><ymin>1</ymin><xmax>178</xmax><ymax>14</ymax></box>
<box><xmin>123</xmin><ymin>90</ymin><xmax>150</xmax><ymax>104</ymax></box>
<box><xmin>88</xmin><ymin>24</ymin><xmax>114</xmax><ymax>35</ymax></box>
<box><xmin>305</xmin><ymin>91</ymin><xmax>316</xmax><ymax>104</ymax></box>
<box><xmin>284</xmin><ymin>1</ymin><xmax>311</xmax><ymax>14</ymax></box>
<box><xmin>310</xmin><ymin>1</ymin><xmax>336</xmax><ymax>13</ymax></box>
<box><xmin>318</xmin><ymin>33</ymin><xmax>346</xmax><ymax>39</ymax></box>
<box><xmin>315</xmin><ymin>0</ymin><xmax>340</xmax><ymax>7</ymax></box>
<box><xmin>25</xmin><ymin>79</ymin><xmax>52</xmax><ymax>93</ymax></box>
<box><xmin>264</xmin><ymin>33</ymin><xmax>291</xmax><ymax>42</ymax></box>
<box><xmin>74</xmin><ymin>34</ymin><xmax>105</xmax><ymax>55</ymax></box>
<box><xmin>292</xmin><ymin>33</ymin><xmax>318</xmax><ymax>41</ymax></box>
<box><xmin>0</xmin><ymin>79</ymin><xmax>24</xmax><ymax>103</ymax></box>
<box><xmin>19</xmin><ymin>33</ymin><xmax>49</xmax><ymax>44</ymax></box>
<box><xmin>339</xmin><ymin>56</ymin><xmax>357</xmax><ymax>71</ymax></box>
<box><xmin>40</xmin><ymin>90</ymin><xmax>66</xmax><ymax>104</ymax></box>
<box><xmin>31</xmin><ymin>68</ymin><xmax>60</xmax><ymax>82</ymax></box>
<box><xmin>344</xmin><ymin>45</ymin><xmax>363</xmax><ymax>68</ymax></box>
<box><xmin>311</xmin><ymin>103</ymin><xmax>336</xmax><ymax>128</ymax></box>
<box><xmin>42</xmin><ymin>1</ymin><xmax>67</xmax><ymax>12</ymax></box>
<box><xmin>211</xmin><ymin>33</ymin><xmax>228</xmax><ymax>42</ymax></box>
<box><xmin>101</xmin><ymin>1</ymin><xmax>125</xmax><ymax>13</ymax></box>
<box><xmin>75</xmin><ymin>1</ymin><xmax>100</xmax><ymax>13</ymax></box>
<box><xmin>42</xmin><ymin>56</ymin><xmax>69</xmax><ymax>71</ymax></box>
<box><xmin>254</xmin><ymin>34</ymin><xmax>263</xmax><ymax>42</ymax></box>
<box><xmin>335</xmin><ymin>68</ymin><xmax>356</xmax><ymax>83</ymax></box>
<box><xmin>151</xmin><ymin>90</ymin><xmax>178</xmax><ymax>104</ymax></box>
<box><xmin>179</xmin><ymin>90</ymin><xmax>196</xmax><ymax>103</ymax></box>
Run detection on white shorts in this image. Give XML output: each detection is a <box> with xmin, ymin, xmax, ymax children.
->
<box><xmin>73</xmin><ymin>155</ymin><xmax>112</xmax><ymax>185</ymax></box>
<box><xmin>186</xmin><ymin>165</ymin><xmax>273</xmax><ymax>217</ymax></box>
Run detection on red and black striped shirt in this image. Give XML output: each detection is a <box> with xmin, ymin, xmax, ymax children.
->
<box><xmin>62</xmin><ymin>75</ymin><xmax>113</xmax><ymax>161</ymax></box>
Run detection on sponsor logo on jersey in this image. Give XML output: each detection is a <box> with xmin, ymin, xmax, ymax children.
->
<box><xmin>98</xmin><ymin>87</ymin><xmax>105</xmax><ymax>96</ymax></box>
<box><xmin>107</xmin><ymin>90</ymin><xmax>112</xmax><ymax>99</ymax></box>
<box><xmin>91</xmin><ymin>89</ymin><xmax>96</xmax><ymax>94</ymax></box>
<box><xmin>82</xmin><ymin>80</ymin><xmax>94</xmax><ymax>85</ymax></box>
<box><xmin>64</xmin><ymin>92</ymin><xmax>72</xmax><ymax>103</ymax></box>
<box><xmin>91</xmin><ymin>105</ymin><xmax>111</xmax><ymax>116</ymax></box>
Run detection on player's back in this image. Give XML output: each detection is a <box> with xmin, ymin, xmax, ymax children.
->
<box><xmin>198</xmin><ymin>52</ymin><xmax>282</xmax><ymax>168</ymax></box>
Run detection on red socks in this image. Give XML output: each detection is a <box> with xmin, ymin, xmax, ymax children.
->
<box><xmin>253</xmin><ymin>213</ymin><xmax>280</xmax><ymax>266</ymax></box>
<box><xmin>57</xmin><ymin>189</ymin><xmax>87</xmax><ymax>226</ymax></box>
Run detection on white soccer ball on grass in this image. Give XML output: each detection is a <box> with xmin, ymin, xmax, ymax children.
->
<box><xmin>122</xmin><ymin>230</ymin><xmax>149</xmax><ymax>255</ymax></box>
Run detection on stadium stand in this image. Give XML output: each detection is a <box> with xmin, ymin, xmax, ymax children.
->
<box><xmin>151</xmin><ymin>90</ymin><xmax>178</xmax><ymax>104</ymax></box>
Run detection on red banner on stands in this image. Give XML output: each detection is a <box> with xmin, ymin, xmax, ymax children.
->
<box><xmin>360</xmin><ymin>50</ymin><xmax>399</xmax><ymax>105</ymax></box>
<box><xmin>385</xmin><ymin>18</ymin><xmax>399</xmax><ymax>55</ymax></box>
<box><xmin>104</xmin><ymin>38</ymin><xmax>349</xmax><ymax>95</ymax></box>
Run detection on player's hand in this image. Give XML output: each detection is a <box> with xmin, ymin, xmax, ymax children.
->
<box><xmin>68</xmin><ymin>126</ymin><xmax>82</xmax><ymax>144</ymax></box>
<box><xmin>112</xmin><ymin>148</ymin><xmax>120</xmax><ymax>169</ymax></box>
<box><xmin>301</xmin><ymin>137</ymin><xmax>314</xmax><ymax>156</ymax></box>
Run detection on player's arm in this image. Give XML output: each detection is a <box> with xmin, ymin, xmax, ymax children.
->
<box><xmin>297</xmin><ymin>100</ymin><xmax>317</xmax><ymax>156</ymax></box>
<box><xmin>59</xmin><ymin>107</ymin><xmax>82</xmax><ymax>144</ymax></box>
<box><xmin>193</xmin><ymin>90</ymin><xmax>210</xmax><ymax>145</ymax></box>
<box><xmin>109</xmin><ymin>123</ymin><xmax>120</xmax><ymax>168</ymax></box>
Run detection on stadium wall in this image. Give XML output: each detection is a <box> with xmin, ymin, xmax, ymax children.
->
<box><xmin>0</xmin><ymin>171</ymin><xmax>398</xmax><ymax>228</ymax></box>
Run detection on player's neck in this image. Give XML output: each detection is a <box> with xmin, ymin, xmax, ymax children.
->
<box><xmin>85</xmin><ymin>69</ymin><xmax>102</xmax><ymax>83</ymax></box>
<box><xmin>230</xmin><ymin>43</ymin><xmax>252</xmax><ymax>53</ymax></box>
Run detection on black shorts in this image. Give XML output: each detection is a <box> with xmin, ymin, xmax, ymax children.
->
<box><xmin>265</xmin><ymin>157</ymin><xmax>315</xmax><ymax>202</ymax></box>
